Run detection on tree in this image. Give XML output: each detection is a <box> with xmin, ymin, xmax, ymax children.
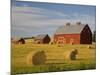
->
<box><xmin>92</xmin><ymin>31</ymin><xmax>96</xmax><ymax>42</ymax></box>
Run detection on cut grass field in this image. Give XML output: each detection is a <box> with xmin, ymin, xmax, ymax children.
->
<box><xmin>11</xmin><ymin>42</ymin><xmax>96</xmax><ymax>75</ymax></box>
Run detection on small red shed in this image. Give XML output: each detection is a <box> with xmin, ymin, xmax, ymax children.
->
<box><xmin>54</xmin><ymin>22</ymin><xmax>92</xmax><ymax>44</ymax></box>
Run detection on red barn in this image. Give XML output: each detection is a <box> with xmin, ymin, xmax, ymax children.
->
<box><xmin>34</xmin><ymin>34</ymin><xmax>50</xmax><ymax>44</ymax></box>
<box><xmin>54</xmin><ymin>22</ymin><xmax>92</xmax><ymax>44</ymax></box>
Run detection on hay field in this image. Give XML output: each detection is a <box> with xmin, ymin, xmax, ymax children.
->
<box><xmin>11</xmin><ymin>42</ymin><xmax>96</xmax><ymax>75</ymax></box>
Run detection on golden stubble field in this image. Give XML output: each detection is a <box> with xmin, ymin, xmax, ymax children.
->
<box><xmin>11</xmin><ymin>42</ymin><xmax>96</xmax><ymax>75</ymax></box>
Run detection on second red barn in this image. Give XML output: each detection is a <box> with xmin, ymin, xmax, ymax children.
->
<box><xmin>54</xmin><ymin>22</ymin><xmax>92</xmax><ymax>44</ymax></box>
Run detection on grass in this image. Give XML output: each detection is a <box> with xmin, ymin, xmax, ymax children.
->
<box><xmin>11</xmin><ymin>42</ymin><xmax>96</xmax><ymax>75</ymax></box>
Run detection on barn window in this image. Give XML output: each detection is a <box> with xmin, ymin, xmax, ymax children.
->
<box><xmin>58</xmin><ymin>37</ymin><xmax>65</xmax><ymax>40</ymax></box>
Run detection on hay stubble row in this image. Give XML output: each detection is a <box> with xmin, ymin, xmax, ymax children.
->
<box><xmin>12</xmin><ymin>43</ymin><xmax>96</xmax><ymax>67</ymax></box>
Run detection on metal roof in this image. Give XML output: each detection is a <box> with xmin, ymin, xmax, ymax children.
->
<box><xmin>35</xmin><ymin>34</ymin><xmax>48</xmax><ymax>40</ymax></box>
<box><xmin>55</xmin><ymin>24</ymin><xmax>86</xmax><ymax>34</ymax></box>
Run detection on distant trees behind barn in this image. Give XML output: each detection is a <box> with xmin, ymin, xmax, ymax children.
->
<box><xmin>92</xmin><ymin>31</ymin><xmax>96</xmax><ymax>42</ymax></box>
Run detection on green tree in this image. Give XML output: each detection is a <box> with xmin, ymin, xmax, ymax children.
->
<box><xmin>92</xmin><ymin>31</ymin><xmax>96</xmax><ymax>42</ymax></box>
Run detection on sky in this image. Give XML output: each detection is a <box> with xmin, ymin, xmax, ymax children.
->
<box><xmin>11</xmin><ymin>0</ymin><xmax>96</xmax><ymax>38</ymax></box>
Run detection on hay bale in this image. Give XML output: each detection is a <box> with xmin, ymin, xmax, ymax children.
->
<box><xmin>26</xmin><ymin>51</ymin><xmax>46</xmax><ymax>65</ymax></box>
<box><xmin>63</xmin><ymin>51</ymin><xmax>71</xmax><ymax>60</ymax></box>
<box><xmin>49</xmin><ymin>42</ymin><xmax>53</xmax><ymax>45</ymax></box>
<box><xmin>87</xmin><ymin>45</ymin><xmax>92</xmax><ymax>49</ymax></box>
<box><xmin>64</xmin><ymin>49</ymin><xmax>78</xmax><ymax>60</ymax></box>
<box><xmin>58</xmin><ymin>45</ymin><xmax>61</xmax><ymax>47</ymax></box>
<box><xmin>57</xmin><ymin>44</ymin><xmax>63</xmax><ymax>47</ymax></box>
<box><xmin>26</xmin><ymin>52</ymin><xmax>35</xmax><ymax>65</ymax></box>
<box><xmin>70</xmin><ymin>49</ymin><xmax>78</xmax><ymax>60</ymax></box>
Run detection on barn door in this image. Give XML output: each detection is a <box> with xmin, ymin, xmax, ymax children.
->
<box><xmin>70</xmin><ymin>38</ymin><xmax>74</xmax><ymax>45</ymax></box>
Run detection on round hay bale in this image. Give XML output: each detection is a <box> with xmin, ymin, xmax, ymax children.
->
<box><xmin>26</xmin><ymin>51</ymin><xmax>36</xmax><ymax>65</ymax></box>
<box><xmin>70</xmin><ymin>49</ymin><xmax>78</xmax><ymax>60</ymax></box>
<box><xmin>87</xmin><ymin>45</ymin><xmax>91</xmax><ymax>49</ymax></box>
<box><xmin>26</xmin><ymin>51</ymin><xmax>46</xmax><ymax>65</ymax></box>
<box><xmin>58</xmin><ymin>45</ymin><xmax>61</xmax><ymax>47</ymax></box>
<box><xmin>50</xmin><ymin>42</ymin><xmax>53</xmax><ymax>45</ymax></box>
<box><xmin>58</xmin><ymin>44</ymin><xmax>63</xmax><ymax>47</ymax></box>
<box><xmin>63</xmin><ymin>51</ymin><xmax>71</xmax><ymax>60</ymax></box>
<box><xmin>64</xmin><ymin>49</ymin><xmax>78</xmax><ymax>60</ymax></box>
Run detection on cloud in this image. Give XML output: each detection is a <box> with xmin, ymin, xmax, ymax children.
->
<box><xmin>11</xmin><ymin>5</ymin><xmax>95</xmax><ymax>37</ymax></box>
<box><xmin>12</xmin><ymin>6</ymin><xmax>68</xmax><ymax>26</ymax></box>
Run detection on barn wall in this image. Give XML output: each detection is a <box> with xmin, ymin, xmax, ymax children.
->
<box><xmin>43</xmin><ymin>36</ymin><xmax>50</xmax><ymax>44</ymax></box>
<box><xmin>35</xmin><ymin>39</ymin><xmax>43</xmax><ymax>44</ymax></box>
<box><xmin>54</xmin><ymin>34</ymin><xmax>80</xmax><ymax>44</ymax></box>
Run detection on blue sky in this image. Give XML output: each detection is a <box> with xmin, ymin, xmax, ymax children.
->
<box><xmin>11</xmin><ymin>0</ymin><xmax>96</xmax><ymax>38</ymax></box>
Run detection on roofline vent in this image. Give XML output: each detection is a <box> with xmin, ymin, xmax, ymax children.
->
<box><xmin>66</xmin><ymin>22</ymin><xmax>70</xmax><ymax>26</ymax></box>
<box><xmin>76</xmin><ymin>22</ymin><xmax>81</xmax><ymax>25</ymax></box>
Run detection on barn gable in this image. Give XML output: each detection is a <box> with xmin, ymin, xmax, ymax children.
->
<box><xmin>81</xmin><ymin>24</ymin><xmax>92</xmax><ymax>34</ymax></box>
<box><xmin>80</xmin><ymin>24</ymin><xmax>92</xmax><ymax>44</ymax></box>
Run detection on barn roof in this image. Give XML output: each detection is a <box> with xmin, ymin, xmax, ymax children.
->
<box><xmin>35</xmin><ymin>34</ymin><xmax>49</xmax><ymax>40</ymax></box>
<box><xmin>55</xmin><ymin>23</ymin><xmax>87</xmax><ymax>34</ymax></box>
